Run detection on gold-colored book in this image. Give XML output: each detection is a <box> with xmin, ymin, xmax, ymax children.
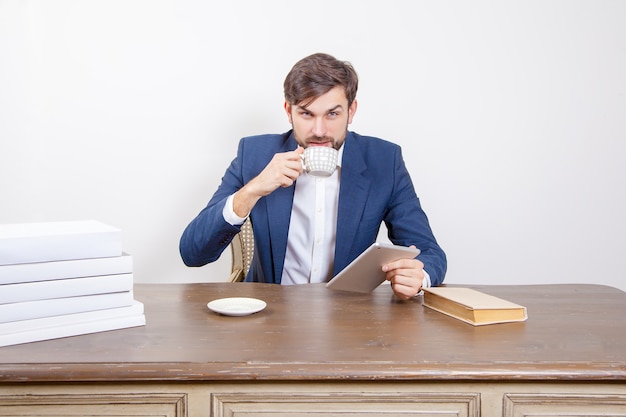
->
<box><xmin>422</xmin><ymin>287</ymin><xmax>528</xmax><ymax>326</ymax></box>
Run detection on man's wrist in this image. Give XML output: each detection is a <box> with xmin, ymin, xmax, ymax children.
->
<box><xmin>223</xmin><ymin>194</ymin><xmax>247</xmax><ymax>226</ymax></box>
<box><xmin>422</xmin><ymin>270</ymin><xmax>431</xmax><ymax>289</ymax></box>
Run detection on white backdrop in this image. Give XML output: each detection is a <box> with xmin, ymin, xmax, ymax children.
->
<box><xmin>1</xmin><ymin>1</ymin><xmax>625</xmax><ymax>291</ymax></box>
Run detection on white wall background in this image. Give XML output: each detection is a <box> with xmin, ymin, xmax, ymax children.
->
<box><xmin>1</xmin><ymin>0</ymin><xmax>625</xmax><ymax>291</ymax></box>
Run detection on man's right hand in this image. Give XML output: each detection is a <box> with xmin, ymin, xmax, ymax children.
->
<box><xmin>232</xmin><ymin>147</ymin><xmax>304</xmax><ymax>218</ymax></box>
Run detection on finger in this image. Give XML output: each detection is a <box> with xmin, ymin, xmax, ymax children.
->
<box><xmin>283</xmin><ymin>162</ymin><xmax>303</xmax><ymax>181</ymax></box>
<box><xmin>279</xmin><ymin>162</ymin><xmax>306</xmax><ymax>188</ymax></box>
<box><xmin>284</xmin><ymin>148</ymin><xmax>305</xmax><ymax>161</ymax></box>
<box><xmin>392</xmin><ymin>281</ymin><xmax>418</xmax><ymax>300</ymax></box>
<box><xmin>391</xmin><ymin>277</ymin><xmax>422</xmax><ymax>300</ymax></box>
<box><xmin>383</xmin><ymin>257</ymin><xmax>423</xmax><ymax>273</ymax></box>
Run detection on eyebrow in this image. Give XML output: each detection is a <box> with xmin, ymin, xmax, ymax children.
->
<box><xmin>298</xmin><ymin>104</ymin><xmax>344</xmax><ymax>114</ymax></box>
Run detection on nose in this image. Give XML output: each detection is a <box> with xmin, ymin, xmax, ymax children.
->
<box><xmin>311</xmin><ymin>117</ymin><xmax>327</xmax><ymax>137</ymax></box>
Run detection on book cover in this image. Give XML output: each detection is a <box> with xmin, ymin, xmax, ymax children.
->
<box><xmin>0</xmin><ymin>300</ymin><xmax>144</xmax><ymax>335</ymax></box>
<box><xmin>0</xmin><ymin>310</ymin><xmax>146</xmax><ymax>347</ymax></box>
<box><xmin>0</xmin><ymin>220</ymin><xmax>122</xmax><ymax>266</ymax></box>
<box><xmin>0</xmin><ymin>273</ymin><xmax>134</xmax><ymax>304</ymax></box>
<box><xmin>0</xmin><ymin>253</ymin><xmax>133</xmax><ymax>285</ymax></box>
<box><xmin>0</xmin><ymin>291</ymin><xmax>135</xmax><ymax>323</ymax></box>
<box><xmin>422</xmin><ymin>287</ymin><xmax>528</xmax><ymax>326</ymax></box>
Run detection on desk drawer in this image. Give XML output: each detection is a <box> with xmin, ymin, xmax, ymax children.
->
<box><xmin>0</xmin><ymin>393</ymin><xmax>186</xmax><ymax>416</ymax></box>
<box><xmin>212</xmin><ymin>392</ymin><xmax>480</xmax><ymax>417</ymax></box>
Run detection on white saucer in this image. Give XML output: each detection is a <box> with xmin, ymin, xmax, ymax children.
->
<box><xmin>207</xmin><ymin>297</ymin><xmax>267</xmax><ymax>316</ymax></box>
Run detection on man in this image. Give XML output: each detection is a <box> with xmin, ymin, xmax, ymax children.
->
<box><xmin>180</xmin><ymin>53</ymin><xmax>446</xmax><ymax>299</ymax></box>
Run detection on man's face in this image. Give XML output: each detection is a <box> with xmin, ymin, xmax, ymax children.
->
<box><xmin>284</xmin><ymin>86</ymin><xmax>357</xmax><ymax>150</ymax></box>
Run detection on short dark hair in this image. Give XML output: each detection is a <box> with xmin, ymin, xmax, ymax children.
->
<box><xmin>283</xmin><ymin>53</ymin><xmax>358</xmax><ymax>107</ymax></box>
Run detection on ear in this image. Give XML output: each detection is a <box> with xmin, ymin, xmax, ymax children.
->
<box><xmin>347</xmin><ymin>99</ymin><xmax>358</xmax><ymax>124</ymax></box>
<box><xmin>284</xmin><ymin>101</ymin><xmax>293</xmax><ymax>124</ymax></box>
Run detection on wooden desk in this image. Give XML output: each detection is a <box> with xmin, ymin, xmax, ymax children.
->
<box><xmin>1</xmin><ymin>283</ymin><xmax>625</xmax><ymax>416</ymax></box>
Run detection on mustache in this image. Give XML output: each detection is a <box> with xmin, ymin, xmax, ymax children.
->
<box><xmin>306</xmin><ymin>136</ymin><xmax>334</xmax><ymax>144</ymax></box>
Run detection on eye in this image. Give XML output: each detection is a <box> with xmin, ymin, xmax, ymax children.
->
<box><xmin>328</xmin><ymin>111</ymin><xmax>339</xmax><ymax>118</ymax></box>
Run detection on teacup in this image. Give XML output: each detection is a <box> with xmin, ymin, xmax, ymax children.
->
<box><xmin>301</xmin><ymin>146</ymin><xmax>338</xmax><ymax>178</ymax></box>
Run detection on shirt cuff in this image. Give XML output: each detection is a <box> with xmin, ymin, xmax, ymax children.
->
<box><xmin>422</xmin><ymin>270</ymin><xmax>432</xmax><ymax>289</ymax></box>
<box><xmin>222</xmin><ymin>194</ymin><xmax>247</xmax><ymax>226</ymax></box>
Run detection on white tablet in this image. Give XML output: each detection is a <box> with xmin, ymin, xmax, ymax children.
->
<box><xmin>325</xmin><ymin>242</ymin><xmax>420</xmax><ymax>293</ymax></box>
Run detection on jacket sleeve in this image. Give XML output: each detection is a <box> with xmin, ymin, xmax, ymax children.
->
<box><xmin>385</xmin><ymin>146</ymin><xmax>447</xmax><ymax>286</ymax></box>
<box><xmin>179</xmin><ymin>141</ymin><xmax>247</xmax><ymax>267</ymax></box>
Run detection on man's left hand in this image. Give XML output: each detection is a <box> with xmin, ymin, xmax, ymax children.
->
<box><xmin>382</xmin><ymin>246</ymin><xmax>424</xmax><ymax>300</ymax></box>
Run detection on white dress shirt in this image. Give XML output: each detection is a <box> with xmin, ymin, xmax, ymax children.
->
<box><xmin>280</xmin><ymin>147</ymin><xmax>342</xmax><ymax>285</ymax></box>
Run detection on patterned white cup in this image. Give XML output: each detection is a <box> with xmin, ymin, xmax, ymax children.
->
<box><xmin>301</xmin><ymin>147</ymin><xmax>338</xmax><ymax>177</ymax></box>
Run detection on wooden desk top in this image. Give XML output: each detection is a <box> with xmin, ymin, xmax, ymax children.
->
<box><xmin>1</xmin><ymin>283</ymin><xmax>625</xmax><ymax>383</ymax></box>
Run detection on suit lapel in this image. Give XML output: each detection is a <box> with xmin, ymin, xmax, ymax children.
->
<box><xmin>334</xmin><ymin>135</ymin><xmax>371</xmax><ymax>274</ymax></box>
<box><xmin>265</xmin><ymin>135</ymin><xmax>298</xmax><ymax>282</ymax></box>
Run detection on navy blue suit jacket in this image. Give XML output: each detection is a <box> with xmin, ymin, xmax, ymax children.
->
<box><xmin>180</xmin><ymin>130</ymin><xmax>447</xmax><ymax>286</ymax></box>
